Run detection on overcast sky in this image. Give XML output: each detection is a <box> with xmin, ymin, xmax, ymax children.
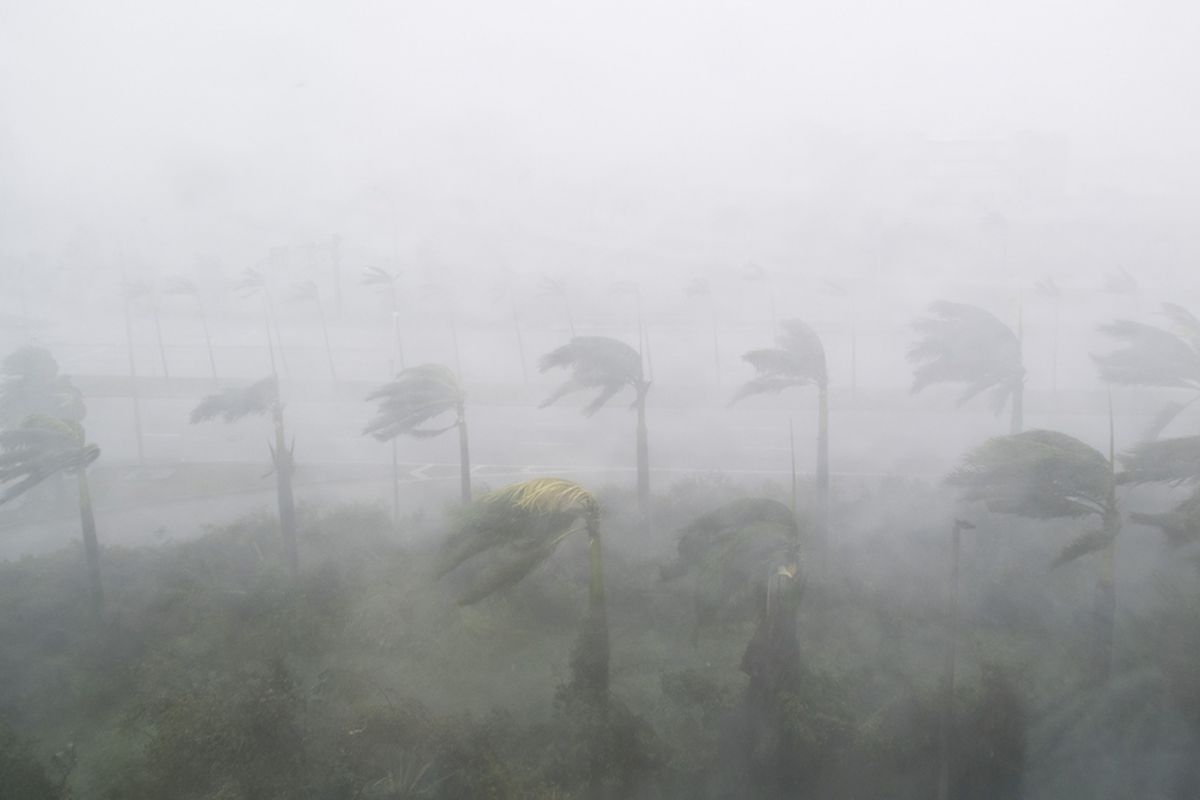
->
<box><xmin>2</xmin><ymin>0</ymin><xmax>1198</xmax><ymax>284</ymax></box>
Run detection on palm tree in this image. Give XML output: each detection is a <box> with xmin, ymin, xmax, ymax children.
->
<box><xmin>538</xmin><ymin>337</ymin><xmax>651</xmax><ymax>516</ymax></box>
<box><xmin>947</xmin><ymin>429</ymin><xmax>1120</xmax><ymax>681</ymax></box>
<box><xmin>0</xmin><ymin>346</ymin><xmax>86</xmax><ymax>426</ymax></box>
<box><xmin>684</xmin><ymin>275</ymin><xmax>721</xmax><ymax>385</ymax></box>
<box><xmin>1035</xmin><ymin>277</ymin><xmax>1063</xmax><ymax>399</ymax></box>
<box><xmin>910</xmin><ymin>301</ymin><xmax>1025</xmax><ymax>434</ymax></box>
<box><xmin>1095</xmin><ymin>303</ymin><xmax>1200</xmax><ymax>439</ymax></box>
<box><xmin>661</xmin><ymin>496</ymin><xmax>803</xmax><ymax>794</ymax></box>
<box><xmin>287</xmin><ymin>281</ymin><xmax>337</xmax><ymax>380</ymax></box>
<box><xmin>938</xmin><ymin>517</ymin><xmax>975</xmax><ymax>800</ymax></box>
<box><xmin>437</xmin><ymin>478</ymin><xmax>608</xmax><ymax>796</ymax></box>
<box><xmin>364</xmin><ymin>364</ymin><xmax>470</xmax><ymax>509</ymax></box>
<box><xmin>122</xmin><ymin>278</ymin><xmax>170</xmax><ymax>379</ymax></box>
<box><xmin>540</xmin><ymin>275</ymin><xmax>577</xmax><ymax>336</ymax></box>
<box><xmin>162</xmin><ymin>276</ymin><xmax>218</xmax><ymax>382</ymax></box>
<box><xmin>0</xmin><ymin>415</ymin><xmax>102</xmax><ymax>608</ymax></box>
<box><xmin>362</xmin><ymin>266</ymin><xmax>406</xmax><ymax>372</ymax></box>
<box><xmin>190</xmin><ymin>376</ymin><xmax>298</xmax><ymax>575</ymax></box>
<box><xmin>118</xmin><ymin>281</ymin><xmax>147</xmax><ymax>464</ymax></box>
<box><xmin>731</xmin><ymin>319</ymin><xmax>830</xmax><ymax>554</ymax></box>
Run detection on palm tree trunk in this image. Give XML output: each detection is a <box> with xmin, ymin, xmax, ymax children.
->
<box><xmin>581</xmin><ymin>517</ymin><xmax>610</xmax><ymax>800</ymax></box>
<box><xmin>317</xmin><ymin>299</ymin><xmax>337</xmax><ymax>381</ymax></box>
<box><xmin>636</xmin><ymin>389</ymin><xmax>650</xmax><ymax>519</ymax></box>
<box><xmin>938</xmin><ymin>521</ymin><xmax>962</xmax><ymax>800</ymax></box>
<box><xmin>709</xmin><ymin>295</ymin><xmax>721</xmax><ymax>386</ymax></box>
<box><xmin>1093</xmin><ymin>536</ymin><xmax>1117</xmax><ymax>683</ymax></box>
<box><xmin>391</xmin><ymin>438</ymin><xmax>400</xmax><ymax>528</ymax></box>
<box><xmin>1009</xmin><ymin>375</ymin><xmax>1024</xmax><ymax>434</ymax></box>
<box><xmin>197</xmin><ymin>297</ymin><xmax>218</xmax><ymax>382</ymax></box>
<box><xmin>272</xmin><ymin>411</ymin><xmax>299</xmax><ymax>576</ymax></box>
<box><xmin>816</xmin><ymin>382</ymin><xmax>830</xmax><ymax>555</ymax></box>
<box><xmin>511</xmin><ymin>301</ymin><xmax>528</xmax><ymax>385</ymax></box>
<box><xmin>457</xmin><ymin>408</ymin><xmax>471</xmax><ymax>504</ymax></box>
<box><xmin>122</xmin><ymin>298</ymin><xmax>146</xmax><ymax>465</ymax></box>
<box><xmin>391</xmin><ymin>292</ymin><xmax>406</xmax><ymax>371</ymax></box>
<box><xmin>77</xmin><ymin>470</ymin><xmax>104</xmax><ymax>611</ymax></box>
<box><xmin>152</xmin><ymin>307</ymin><xmax>170</xmax><ymax>379</ymax></box>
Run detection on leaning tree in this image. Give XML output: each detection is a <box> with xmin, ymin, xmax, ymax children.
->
<box><xmin>947</xmin><ymin>429</ymin><xmax>1121</xmax><ymax>681</ymax></box>
<box><xmin>731</xmin><ymin>319</ymin><xmax>830</xmax><ymax>553</ymax></box>
<box><xmin>0</xmin><ymin>349</ymin><xmax>103</xmax><ymax>611</ymax></box>
<box><xmin>910</xmin><ymin>301</ymin><xmax>1025</xmax><ymax>434</ymax></box>
<box><xmin>364</xmin><ymin>363</ymin><xmax>471</xmax><ymax>510</ymax></box>
<box><xmin>1118</xmin><ymin>435</ymin><xmax>1200</xmax><ymax>548</ymax></box>
<box><xmin>437</xmin><ymin>478</ymin><xmax>610</xmax><ymax>797</ymax></box>
<box><xmin>190</xmin><ymin>376</ymin><xmax>298</xmax><ymax>575</ymax></box>
<box><xmin>538</xmin><ymin>337</ymin><xmax>651</xmax><ymax>517</ymax></box>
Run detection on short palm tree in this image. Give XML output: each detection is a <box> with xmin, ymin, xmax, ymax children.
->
<box><xmin>364</xmin><ymin>364</ymin><xmax>470</xmax><ymax>508</ymax></box>
<box><xmin>437</xmin><ymin>478</ymin><xmax>608</xmax><ymax>795</ymax></box>
<box><xmin>190</xmin><ymin>376</ymin><xmax>298</xmax><ymax>575</ymax></box>
<box><xmin>910</xmin><ymin>301</ymin><xmax>1025</xmax><ymax>434</ymax></box>
<box><xmin>0</xmin><ymin>415</ymin><xmax>102</xmax><ymax>608</ymax></box>
<box><xmin>731</xmin><ymin>319</ymin><xmax>830</xmax><ymax>552</ymax></box>
<box><xmin>947</xmin><ymin>429</ymin><xmax>1120</xmax><ymax>681</ymax></box>
<box><xmin>538</xmin><ymin>337</ymin><xmax>651</xmax><ymax>516</ymax></box>
<box><xmin>1095</xmin><ymin>303</ymin><xmax>1200</xmax><ymax>439</ymax></box>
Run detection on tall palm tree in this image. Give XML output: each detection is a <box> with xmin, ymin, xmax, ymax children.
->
<box><xmin>538</xmin><ymin>337</ymin><xmax>651</xmax><ymax>516</ymax></box>
<box><xmin>1118</xmin><ymin>435</ymin><xmax>1200</xmax><ymax>547</ymax></box>
<box><xmin>1095</xmin><ymin>303</ymin><xmax>1200</xmax><ymax>439</ymax></box>
<box><xmin>236</xmin><ymin>267</ymin><xmax>289</xmax><ymax>377</ymax></box>
<box><xmin>190</xmin><ymin>376</ymin><xmax>298</xmax><ymax>575</ymax></box>
<box><xmin>437</xmin><ymin>478</ymin><xmax>608</xmax><ymax>796</ymax></box>
<box><xmin>910</xmin><ymin>301</ymin><xmax>1025</xmax><ymax>434</ymax></box>
<box><xmin>122</xmin><ymin>278</ymin><xmax>170</xmax><ymax>379</ymax></box>
<box><xmin>162</xmin><ymin>276</ymin><xmax>219</xmax><ymax>382</ymax></box>
<box><xmin>287</xmin><ymin>281</ymin><xmax>337</xmax><ymax>381</ymax></box>
<box><xmin>118</xmin><ymin>281</ymin><xmax>147</xmax><ymax>464</ymax></box>
<box><xmin>947</xmin><ymin>429</ymin><xmax>1120</xmax><ymax>681</ymax></box>
<box><xmin>361</xmin><ymin>265</ymin><xmax>407</xmax><ymax>372</ymax></box>
<box><xmin>364</xmin><ymin>364</ymin><xmax>470</xmax><ymax>509</ymax></box>
<box><xmin>731</xmin><ymin>319</ymin><xmax>830</xmax><ymax>553</ymax></box>
<box><xmin>0</xmin><ymin>415</ymin><xmax>102</xmax><ymax>608</ymax></box>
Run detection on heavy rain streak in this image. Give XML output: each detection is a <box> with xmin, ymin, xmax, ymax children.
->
<box><xmin>2</xmin><ymin>2</ymin><xmax>1199</xmax><ymax>798</ymax></box>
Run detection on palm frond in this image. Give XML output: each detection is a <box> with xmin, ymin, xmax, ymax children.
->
<box><xmin>121</xmin><ymin>278</ymin><xmax>152</xmax><ymax>300</ymax></box>
<box><xmin>1093</xmin><ymin>320</ymin><xmax>1200</xmax><ymax>388</ymax></box>
<box><xmin>161</xmin><ymin>276</ymin><xmax>199</xmax><ymax>295</ymax></box>
<box><xmin>1161</xmin><ymin>303</ymin><xmax>1200</xmax><ymax>353</ymax></box>
<box><xmin>0</xmin><ymin>347</ymin><xmax>85</xmax><ymax>424</ymax></box>
<box><xmin>1104</xmin><ymin>268</ymin><xmax>1138</xmax><ymax>294</ymax></box>
<box><xmin>909</xmin><ymin>301</ymin><xmax>1021</xmax><ymax>407</ymax></box>
<box><xmin>363</xmin><ymin>364</ymin><xmax>463</xmax><ymax>441</ymax></box>
<box><xmin>1118</xmin><ymin>436</ymin><xmax>1200</xmax><ymax>486</ymax></box>
<box><xmin>1050</xmin><ymin>529</ymin><xmax>1116</xmax><ymax>569</ymax></box>
<box><xmin>1035</xmin><ymin>278</ymin><xmax>1062</xmax><ymax>299</ymax></box>
<box><xmin>0</xmin><ymin>415</ymin><xmax>98</xmax><ymax>502</ymax></box>
<box><xmin>190</xmin><ymin>376</ymin><xmax>277</xmax><ymax>424</ymax></box>
<box><xmin>947</xmin><ymin>430</ymin><xmax>1111</xmax><ymax>519</ymax></box>
<box><xmin>732</xmin><ymin>319</ymin><xmax>827</xmax><ymax>404</ymax></box>
<box><xmin>538</xmin><ymin>337</ymin><xmax>642</xmax><ymax>414</ymax></box>
<box><xmin>435</xmin><ymin>479</ymin><xmax>596</xmax><ymax>604</ymax></box>
<box><xmin>662</xmin><ymin>497</ymin><xmax>798</xmax><ymax>581</ymax></box>
<box><xmin>361</xmin><ymin>266</ymin><xmax>399</xmax><ymax>287</ymax></box>
<box><xmin>1141</xmin><ymin>398</ymin><xmax>1197</xmax><ymax>441</ymax></box>
<box><xmin>235</xmin><ymin>268</ymin><xmax>267</xmax><ymax>296</ymax></box>
<box><xmin>1130</xmin><ymin>488</ymin><xmax>1200</xmax><ymax>548</ymax></box>
<box><xmin>287</xmin><ymin>281</ymin><xmax>320</xmax><ymax>303</ymax></box>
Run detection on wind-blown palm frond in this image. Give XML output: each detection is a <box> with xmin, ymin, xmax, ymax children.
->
<box><xmin>0</xmin><ymin>415</ymin><xmax>99</xmax><ymax>502</ymax></box>
<box><xmin>538</xmin><ymin>337</ymin><xmax>643</xmax><ymax>416</ymax></box>
<box><xmin>162</xmin><ymin>276</ymin><xmax>199</xmax><ymax>295</ymax></box>
<box><xmin>731</xmin><ymin>319</ymin><xmax>827</xmax><ymax>404</ymax></box>
<box><xmin>1051</xmin><ymin>529</ymin><xmax>1118</xmax><ymax>570</ymax></box>
<box><xmin>287</xmin><ymin>281</ymin><xmax>321</xmax><ymax>303</ymax></box>
<box><xmin>0</xmin><ymin>347</ymin><xmax>84</xmax><ymax>425</ymax></box>
<box><xmin>436</xmin><ymin>478</ymin><xmax>598</xmax><ymax>604</ymax></box>
<box><xmin>190</xmin><ymin>376</ymin><xmax>278</xmax><ymax>424</ymax></box>
<box><xmin>1130</xmin><ymin>488</ymin><xmax>1200</xmax><ymax>548</ymax></box>
<box><xmin>361</xmin><ymin>266</ymin><xmax>399</xmax><ymax>287</ymax></box>
<box><xmin>235</xmin><ymin>268</ymin><xmax>267</xmax><ymax>296</ymax></box>
<box><xmin>1094</xmin><ymin>318</ymin><xmax>1200</xmax><ymax>389</ymax></box>
<box><xmin>1105</xmin><ymin>268</ymin><xmax>1138</xmax><ymax>294</ymax></box>
<box><xmin>947</xmin><ymin>430</ymin><xmax>1111</xmax><ymax>518</ymax></box>
<box><xmin>662</xmin><ymin>497</ymin><xmax>798</xmax><ymax>581</ymax></box>
<box><xmin>1118</xmin><ymin>436</ymin><xmax>1200</xmax><ymax>486</ymax></box>
<box><xmin>909</xmin><ymin>301</ymin><xmax>1022</xmax><ymax>410</ymax></box>
<box><xmin>1161</xmin><ymin>303</ymin><xmax>1200</xmax><ymax>353</ymax></box>
<box><xmin>364</xmin><ymin>364</ymin><xmax>464</xmax><ymax>441</ymax></box>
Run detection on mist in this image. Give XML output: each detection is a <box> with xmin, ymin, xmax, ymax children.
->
<box><xmin>1</xmin><ymin>2</ymin><xmax>1199</xmax><ymax>798</ymax></box>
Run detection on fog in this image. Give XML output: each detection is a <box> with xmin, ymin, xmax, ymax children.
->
<box><xmin>1</xmin><ymin>2</ymin><xmax>1199</xmax><ymax>799</ymax></box>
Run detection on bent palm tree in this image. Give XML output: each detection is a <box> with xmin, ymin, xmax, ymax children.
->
<box><xmin>162</xmin><ymin>276</ymin><xmax>219</xmax><ymax>382</ymax></box>
<box><xmin>731</xmin><ymin>319</ymin><xmax>830</xmax><ymax>553</ymax></box>
<box><xmin>364</xmin><ymin>364</ymin><xmax>470</xmax><ymax>507</ymax></box>
<box><xmin>0</xmin><ymin>415</ymin><xmax>103</xmax><ymax>608</ymax></box>
<box><xmin>190</xmin><ymin>376</ymin><xmax>298</xmax><ymax>575</ymax></box>
<box><xmin>1095</xmin><ymin>303</ymin><xmax>1200</xmax><ymax>439</ymax></box>
<box><xmin>910</xmin><ymin>301</ymin><xmax>1025</xmax><ymax>434</ymax></box>
<box><xmin>538</xmin><ymin>337</ymin><xmax>651</xmax><ymax>515</ymax></box>
<box><xmin>948</xmin><ymin>429</ymin><xmax>1120</xmax><ymax>681</ymax></box>
<box><xmin>362</xmin><ymin>266</ymin><xmax>406</xmax><ymax>371</ymax></box>
<box><xmin>437</xmin><ymin>478</ymin><xmax>608</xmax><ymax>796</ymax></box>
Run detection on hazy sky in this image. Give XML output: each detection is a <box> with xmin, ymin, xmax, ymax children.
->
<box><xmin>2</xmin><ymin>0</ymin><xmax>1198</xmax><ymax>280</ymax></box>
